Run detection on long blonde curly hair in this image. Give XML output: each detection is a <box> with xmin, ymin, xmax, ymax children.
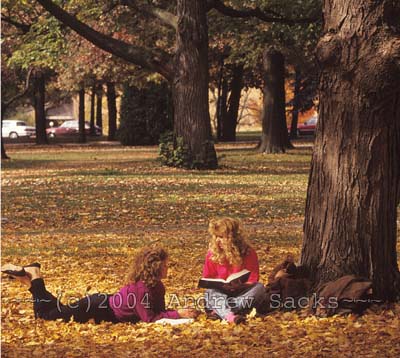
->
<box><xmin>127</xmin><ymin>247</ymin><xmax>168</xmax><ymax>288</ymax></box>
<box><xmin>208</xmin><ymin>217</ymin><xmax>251</xmax><ymax>266</ymax></box>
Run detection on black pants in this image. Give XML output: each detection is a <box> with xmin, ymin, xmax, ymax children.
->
<box><xmin>29</xmin><ymin>278</ymin><xmax>118</xmax><ymax>324</ymax></box>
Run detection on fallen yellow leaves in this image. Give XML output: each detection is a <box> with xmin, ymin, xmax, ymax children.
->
<box><xmin>2</xmin><ymin>144</ymin><xmax>400</xmax><ymax>357</ymax></box>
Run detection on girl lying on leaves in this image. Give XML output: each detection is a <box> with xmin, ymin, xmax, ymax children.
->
<box><xmin>203</xmin><ymin>217</ymin><xmax>266</xmax><ymax>324</ymax></box>
<box><xmin>1</xmin><ymin>247</ymin><xmax>198</xmax><ymax>324</ymax></box>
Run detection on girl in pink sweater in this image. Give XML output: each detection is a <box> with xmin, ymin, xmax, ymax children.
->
<box><xmin>202</xmin><ymin>217</ymin><xmax>266</xmax><ymax>324</ymax></box>
<box><xmin>2</xmin><ymin>247</ymin><xmax>197</xmax><ymax>324</ymax></box>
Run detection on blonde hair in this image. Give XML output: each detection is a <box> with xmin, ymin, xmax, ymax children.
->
<box><xmin>127</xmin><ymin>247</ymin><xmax>168</xmax><ymax>288</ymax></box>
<box><xmin>208</xmin><ymin>217</ymin><xmax>251</xmax><ymax>266</ymax></box>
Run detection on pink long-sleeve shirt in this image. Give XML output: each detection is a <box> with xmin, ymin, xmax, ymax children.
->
<box><xmin>202</xmin><ymin>248</ymin><xmax>260</xmax><ymax>283</ymax></box>
<box><xmin>109</xmin><ymin>281</ymin><xmax>179</xmax><ymax>323</ymax></box>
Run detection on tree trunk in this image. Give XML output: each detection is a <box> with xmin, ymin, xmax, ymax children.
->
<box><xmin>217</xmin><ymin>77</ymin><xmax>228</xmax><ymax>142</ymax></box>
<box><xmin>173</xmin><ymin>0</ymin><xmax>217</xmax><ymax>169</ymax></box>
<box><xmin>259</xmin><ymin>48</ymin><xmax>292</xmax><ymax>153</ymax></box>
<box><xmin>290</xmin><ymin>69</ymin><xmax>301</xmax><ymax>139</ymax></box>
<box><xmin>223</xmin><ymin>63</ymin><xmax>244</xmax><ymax>142</ymax></box>
<box><xmin>106</xmin><ymin>82</ymin><xmax>117</xmax><ymax>141</ymax></box>
<box><xmin>301</xmin><ymin>0</ymin><xmax>400</xmax><ymax>301</ymax></box>
<box><xmin>96</xmin><ymin>83</ymin><xmax>103</xmax><ymax>132</ymax></box>
<box><xmin>1</xmin><ymin>111</ymin><xmax>9</xmax><ymax>160</ymax></box>
<box><xmin>33</xmin><ymin>73</ymin><xmax>48</xmax><ymax>145</ymax></box>
<box><xmin>216</xmin><ymin>56</ymin><xmax>225</xmax><ymax>141</ymax></box>
<box><xmin>78</xmin><ymin>88</ymin><xmax>86</xmax><ymax>143</ymax></box>
<box><xmin>1</xmin><ymin>140</ymin><xmax>8</xmax><ymax>159</ymax></box>
<box><xmin>89</xmin><ymin>85</ymin><xmax>96</xmax><ymax>135</ymax></box>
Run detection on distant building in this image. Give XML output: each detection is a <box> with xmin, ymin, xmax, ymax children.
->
<box><xmin>45</xmin><ymin>100</ymin><xmax>75</xmax><ymax>127</ymax></box>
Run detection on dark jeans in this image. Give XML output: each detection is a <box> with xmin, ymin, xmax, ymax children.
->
<box><xmin>29</xmin><ymin>278</ymin><xmax>118</xmax><ymax>324</ymax></box>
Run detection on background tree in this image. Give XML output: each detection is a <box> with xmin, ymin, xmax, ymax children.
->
<box><xmin>300</xmin><ymin>0</ymin><xmax>400</xmax><ymax>300</ymax></box>
<box><xmin>258</xmin><ymin>47</ymin><xmax>292</xmax><ymax>153</ymax></box>
<box><xmin>95</xmin><ymin>84</ymin><xmax>103</xmax><ymax>132</ymax></box>
<box><xmin>89</xmin><ymin>84</ymin><xmax>96</xmax><ymax>135</ymax></box>
<box><xmin>209</xmin><ymin>0</ymin><xmax>321</xmax><ymax>150</ymax></box>
<box><xmin>106</xmin><ymin>82</ymin><xmax>117</xmax><ymax>141</ymax></box>
<box><xmin>1</xmin><ymin>64</ymin><xmax>32</xmax><ymax>159</ymax></box>
<box><xmin>36</xmin><ymin>0</ymin><xmax>218</xmax><ymax>169</ymax></box>
<box><xmin>2</xmin><ymin>0</ymin><xmax>68</xmax><ymax>145</ymax></box>
<box><xmin>78</xmin><ymin>87</ymin><xmax>86</xmax><ymax>143</ymax></box>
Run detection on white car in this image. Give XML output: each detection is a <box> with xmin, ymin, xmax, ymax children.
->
<box><xmin>2</xmin><ymin>120</ymin><xmax>36</xmax><ymax>139</ymax></box>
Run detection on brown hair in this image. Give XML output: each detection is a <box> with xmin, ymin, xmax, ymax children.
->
<box><xmin>127</xmin><ymin>247</ymin><xmax>168</xmax><ymax>287</ymax></box>
<box><xmin>208</xmin><ymin>217</ymin><xmax>251</xmax><ymax>266</ymax></box>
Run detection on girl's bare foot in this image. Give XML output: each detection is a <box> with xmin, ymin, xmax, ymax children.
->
<box><xmin>24</xmin><ymin>266</ymin><xmax>42</xmax><ymax>280</ymax></box>
<box><xmin>1</xmin><ymin>264</ymin><xmax>32</xmax><ymax>287</ymax></box>
<box><xmin>1</xmin><ymin>264</ymin><xmax>42</xmax><ymax>288</ymax></box>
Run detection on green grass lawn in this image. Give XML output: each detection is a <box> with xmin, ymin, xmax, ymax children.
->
<box><xmin>1</xmin><ymin>142</ymin><xmax>399</xmax><ymax>358</ymax></box>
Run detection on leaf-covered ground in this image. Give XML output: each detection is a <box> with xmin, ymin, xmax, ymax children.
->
<box><xmin>2</xmin><ymin>141</ymin><xmax>400</xmax><ymax>357</ymax></box>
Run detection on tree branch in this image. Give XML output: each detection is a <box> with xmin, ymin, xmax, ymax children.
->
<box><xmin>207</xmin><ymin>0</ymin><xmax>319</xmax><ymax>25</ymax></box>
<box><xmin>120</xmin><ymin>0</ymin><xmax>178</xmax><ymax>30</ymax></box>
<box><xmin>36</xmin><ymin>0</ymin><xmax>173</xmax><ymax>80</ymax></box>
<box><xmin>3</xmin><ymin>68</ymin><xmax>33</xmax><ymax>114</ymax></box>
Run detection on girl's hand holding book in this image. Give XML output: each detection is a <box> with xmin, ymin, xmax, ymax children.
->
<box><xmin>222</xmin><ymin>281</ymin><xmax>255</xmax><ymax>295</ymax></box>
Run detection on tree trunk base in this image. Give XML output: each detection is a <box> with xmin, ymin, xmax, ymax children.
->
<box><xmin>258</xmin><ymin>134</ymin><xmax>293</xmax><ymax>154</ymax></box>
<box><xmin>258</xmin><ymin>144</ymin><xmax>286</xmax><ymax>154</ymax></box>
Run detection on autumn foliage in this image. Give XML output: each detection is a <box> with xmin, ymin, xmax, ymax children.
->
<box><xmin>2</xmin><ymin>142</ymin><xmax>399</xmax><ymax>357</ymax></box>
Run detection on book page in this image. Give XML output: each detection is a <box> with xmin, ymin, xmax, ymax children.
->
<box><xmin>226</xmin><ymin>269</ymin><xmax>251</xmax><ymax>283</ymax></box>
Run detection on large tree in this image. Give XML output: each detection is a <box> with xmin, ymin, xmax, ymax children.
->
<box><xmin>300</xmin><ymin>0</ymin><xmax>400</xmax><ymax>301</ymax></box>
<box><xmin>36</xmin><ymin>0</ymin><xmax>218</xmax><ymax>169</ymax></box>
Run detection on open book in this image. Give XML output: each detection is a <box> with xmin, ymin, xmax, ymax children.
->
<box><xmin>198</xmin><ymin>269</ymin><xmax>251</xmax><ymax>290</ymax></box>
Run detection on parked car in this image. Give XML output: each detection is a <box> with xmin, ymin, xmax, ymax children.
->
<box><xmin>1</xmin><ymin>120</ymin><xmax>36</xmax><ymax>139</ymax></box>
<box><xmin>46</xmin><ymin>120</ymin><xmax>102</xmax><ymax>138</ymax></box>
<box><xmin>296</xmin><ymin>115</ymin><xmax>318</xmax><ymax>136</ymax></box>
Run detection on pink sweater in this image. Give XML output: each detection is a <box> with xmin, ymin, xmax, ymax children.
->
<box><xmin>109</xmin><ymin>281</ymin><xmax>179</xmax><ymax>323</ymax></box>
<box><xmin>202</xmin><ymin>248</ymin><xmax>260</xmax><ymax>283</ymax></box>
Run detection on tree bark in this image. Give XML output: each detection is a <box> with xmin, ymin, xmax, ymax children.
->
<box><xmin>290</xmin><ymin>69</ymin><xmax>301</xmax><ymax>139</ymax></box>
<box><xmin>1</xmin><ymin>112</ymin><xmax>9</xmax><ymax>160</ymax></box>
<box><xmin>259</xmin><ymin>48</ymin><xmax>292</xmax><ymax>153</ymax></box>
<box><xmin>217</xmin><ymin>77</ymin><xmax>228</xmax><ymax>141</ymax></box>
<box><xmin>301</xmin><ymin>0</ymin><xmax>400</xmax><ymax>301</ymax></box>
<box><xmin>89</xmin><ymin>85</ymin><xmax>96</xmax><ymax>135</ymax></box>
<box><xmin>78</xmin><ymin>88</ymin><xmax>86</xmax><ymax>143</ymax></box>
<box><xmin>33</xmin><ymin>73</ymin><xmax>48</xmax><ymax>145</ymax></box>
<box><xmin>223</xmin><ymin>63</ymin><xmax>244</xmax><ymax>142</ymax></box>
<box><xmin>96</xmin><ymin>83</ymin><xmax>103</xmax><ymax>131</ymax></box>
<box><xmin>216</xmin><ymin>56</ymin><xmax>225</xmax><ymax>141</ymax></box>
<box><xmin>106</xmin><ymin>82</ymin><xmax>117</xmax><ymax>141</ymax></box>
<box><xmin>172</xmin><ymin>0</ymin><xmax>217</xmax><ymax>168</ymax></box>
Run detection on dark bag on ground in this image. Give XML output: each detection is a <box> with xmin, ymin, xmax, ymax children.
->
<box><xmin>311</xmin><ymin>275</ymin><xmax>373</xmax><ymax>316</ymax></box>
<box><xmin>257</xmin><ymin>257</ymin><xmax>311</xmax><ymax>314</ymax></box>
